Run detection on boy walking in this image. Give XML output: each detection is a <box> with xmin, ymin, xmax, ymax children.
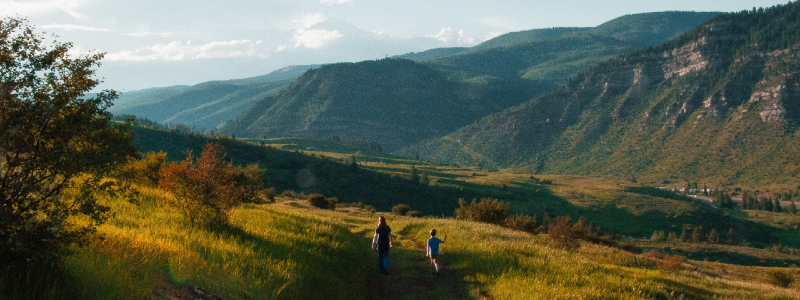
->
<box><xmin>426</xmin><ymin>229</ymin><xmax>447</xmax><ymax>277</ymax></box>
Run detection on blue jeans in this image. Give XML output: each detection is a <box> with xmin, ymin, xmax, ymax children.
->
<box><xmin>378</xmin><ymin>249</ymin><xmax>390</xmax><ymax>271</ymax></box>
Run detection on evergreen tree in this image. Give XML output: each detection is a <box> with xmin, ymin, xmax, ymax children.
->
<box><xmin>408</xmin><ymin>165</ymin><xmax>420</xmax><ymax>182</ymax></box>
<box><xmin>703</xmin><ymin>184</ymin><xmax>709</xmax><ymax>196</ymax></box>
<box><xmin>350</xmin><ymin>155</ymin><xmax>358</xmax><ymax>171</ymax></box>
<box><xmin>420</xmin><ymin>170</ymin><xmax>429</xmax><ymax>185</ymax></box>
<box><xmin>692</xmin><ymin>226</ymin><xmax>705</xmax><ymax>243</ymax></box>
<box><xmin>773</xmin><ymin>198</ymin><xmax>782</xmax><ymax>213</ymax></box>
<box><xmin>789</xmin><ymin>202</ymin><xmax>797</xmax><ymax>215</ymax></box>
<box><xmin>727</xmin><ymin>229</ymin><xmax>738</xmax><ymax>245</ymax></box>
<box><xmin>680</xmin><ymin>226</ymin><xmax>691</xmax><ymax>242</ymax></box>
<box><xmin>667</xmin><ymin>232</ymin><xmax>679</xmax><ymax>243</ymax></box>
<box><xmin>708</xmin><ymin>228</ymin><xmax>720</xmax><ymax>244</ymax></box>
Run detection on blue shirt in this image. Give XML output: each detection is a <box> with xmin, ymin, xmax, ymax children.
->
<box><xmin>427</xmin><ymin>237</ymin><xmax>443</xmax><ymax>255</ymax></box>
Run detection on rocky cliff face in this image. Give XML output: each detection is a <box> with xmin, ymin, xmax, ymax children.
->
<box><xmin>403</xmin><ymin>3</ymin><xmax>800</xmax><ymax>187</ymax></box>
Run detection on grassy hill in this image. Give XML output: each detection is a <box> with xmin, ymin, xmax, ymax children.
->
<box><xmin>4</xmin><ymin>186</ymin><xmax>798</xmax><ymax>299</ymax></box>
<box><xmin>401</xmin><ymin>3</ymin><xmax>800</xmax><ymax>189</ymax></box>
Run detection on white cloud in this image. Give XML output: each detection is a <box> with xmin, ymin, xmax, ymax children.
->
<box><xmin>481</xmin><ymin>17</ymin><xmax>516</xmax><ymax>30</ymax></box>
<box><xmin>39</xmin><ymin>23</ymin><xmax>113</xmax><ymax>32</ymax></box>
<box><xmin>105</xmin><ymin>40</ymin><xmax>269</xmax><ymax>62</ymax></box>
<box><xmin>292</xmin><ymin>29</ymin><xmax>343</xmax><ymax>49</ymax></box>
<box><xmin>292</xmin><ymin>13</ymin><xmax>327</xmax><ymax>29</ymax></box>
<box><xmin>124</xmin><ymin>31</ymin><xmax>173</xmax><ymax>38</ymax></box>
<box><xmin>482</xmin><ymin>32</ymin><xmax>504</xmax><ymax>41</ymax></box>
<box><xmin>320</xmin><ymin>0</ymin><xmax>352</xmax><ymax>5</ymax></box>
<box><xmin>0</xmin><ymin>0</ymin><xmax>89</xmax><ymax>19</ymax></box>
<box><xmin>428</xmin><ymin>27</ymin><xmax>477</xmax><ymax>45</ymax></box>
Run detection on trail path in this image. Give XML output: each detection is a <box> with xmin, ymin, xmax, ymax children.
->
<box><xmin>358</xmin><ymin>225</ymin><xmax>477</xmax><ymax>300</ymax></box>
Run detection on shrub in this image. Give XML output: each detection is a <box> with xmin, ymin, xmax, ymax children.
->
<box><xmin>650</xmin><ymin>230</ymin><xmax>665</xmax><ymax>242</ymax></box>
<box><xmin>231</xmin><ymin>164</ymin><xmax>271</xmax><ymax>203</ymax></box>
<box><xmin>116</xmin><ymin>151</ymin><xmax>167</xmax><ymax>185</ymax></box>
<box><xmin>407</xmin><ymin>210</ymin><xmax>422</xmax><ymax>218</ymax></box>
<box><xmin>454</xmin><ymin>198</ymin><xmax>509</xmax><ymax>225</ymax></box>
<box><xmin>505</xmin><ymin>214</ymin><xmax>539</xmax><ymax>233</ymax></box>
<box><xmin>766</xmin><ymin>269</ymin><xmax>794</xmax><ymax>288</ymax></box>
<box><xmin>159</xmin><ymin>143</ymin><xmax>246</xmax><ymax>227</ymax></box>
<box><xmin>326</xmin><ymin>197</ymin><xmax>338</xmax><ymax>209</ymax></box>
<box><xmin>548</xmin><ymin>216</ymin><xmax>582</xmax><ymax>251</ymax></box>
<box><xmin>392</xmin><ymin>204</ymin><xmax>411</xmax><ymax>216</ymax></box>
<box><xmin>307</xmin><ymin>194</ymin><xmax>328</xmax><ymax>209</ymax></box>
<box><xmin>657</xmin><ymin>254</ymin><xmax>685</xmax><ymax>273</ymax></box>
<box><xmin>281</xmin><ymin>190</ymin><xmax>298</xmax><ymax>199</ymax></box>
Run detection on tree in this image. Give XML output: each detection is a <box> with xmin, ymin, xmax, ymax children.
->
<box><xmin>692</xmin><ymin>226</ymin><xmax>705</xmax><ymax>243</ymax></box>
<box><xmin>773</xmin><ymin>198</ymin><xmax>782</xmax><ymax>213</ymax></box>
<box><xmin>788</xmin><ymin>202</ymin><xmax>797</xmax><ymax>215</ymax></box>
<box><xmin>408</xmin><ymin>165</ymin><xmax>419</xmax><ymax>182</ymax></box>
<box><xmin>392</xmin><ymin>204</ymin><xmax>410</xmax><ymax>216</ymax></box>
<box><xmin>454</xmin><ymin>198</ymin><xmax>509</xmax><ymax>225</ymax></box>
<box><xmin>0</xmin><ymin>18</ymin><xmax>136</xmax><ymax>261</ymax></box>
<box><xmin>727</xmin><ymin>228</ymin><xmax>738</xmax><ymax>245</ymax></box>
<box><xmin>680</xmin><ymin>226</ymin><xmax>691</xmax><ymax>242</ymax></box>
<box><xmin>420</xmin><ymin>170</ymin><xmax>429</xmax><ymax>185</ymax></box>
<box><xmin>707</xmin><ymin>228</ymin><xmax>720</xmax><ymax>244</ymax></box>
<box><xmin>159</xmin><ymin>143</ymin><xmax>247</xmax><ymax>227</ymax></box>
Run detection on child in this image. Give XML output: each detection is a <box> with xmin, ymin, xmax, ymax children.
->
<box><xmin>426</xmin><ymin>228</ymin><xmax>447</xmax><ymax>276</ymax></box>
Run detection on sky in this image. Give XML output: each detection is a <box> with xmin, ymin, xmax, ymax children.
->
<box><xmin>1</xmin><ymin>0</ymin><xmax>793</xmax><ymax>92</ymax></box>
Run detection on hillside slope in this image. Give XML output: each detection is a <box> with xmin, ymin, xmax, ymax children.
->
<box><xmin>110</xmin><ymin>65</ymin><xmax>320</xmax><ymax>129</ymax></box>
<box><xmin>223</xmin><ymin>12</ymin><xmax>716</xmax><ymax>151</ymax></box>
<box><xmin>402</xmin><ymin>3</ymin><xmax>800</xmax><ymax>188</ymax></box>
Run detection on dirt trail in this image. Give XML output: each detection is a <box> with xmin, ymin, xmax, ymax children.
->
<box><xmin>361</xmin><ymin>226</ymin><xmax>476</xmax><ymax>300</ymax></box>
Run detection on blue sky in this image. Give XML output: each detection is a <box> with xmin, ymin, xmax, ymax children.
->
<box><xmin>1</xmin><ymin>0</ymin><xmax>792</xmax><ymax>91</ymax></box>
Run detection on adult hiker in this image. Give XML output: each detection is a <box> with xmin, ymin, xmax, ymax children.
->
<box><xmin>372</xmin><ymin>216</ymin><xmax>393</xmax><ymax>275</ymax></box>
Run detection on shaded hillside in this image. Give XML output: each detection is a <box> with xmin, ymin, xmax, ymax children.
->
<box><xmin>222</xmin><ymin>12</ymin><xmax>717</xmax><ymax>151</ymax></box>
<box><xmin>588</xmin><ymin>11</ymin><xmax>720</xmax><ymax>47</ymax></box>
<box><xmin>220</xmin><ymin>59</ymin><xmax>538</xmax><ymax>151</ymax></box>
<box><xmin>110</xmin><ymin>64</ymin><xmax>320</xmax><ymax>129</ymax></box>
<box><xmin>402</xmin><ymin>3</ymin><xmax>800</xmax><ymax>188</ymax></box>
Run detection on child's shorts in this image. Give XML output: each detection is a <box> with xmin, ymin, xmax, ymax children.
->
<box><xmin>429</xmin><ymin>254</ymin><xmax>439</xmax><ymax>259</ymax></box>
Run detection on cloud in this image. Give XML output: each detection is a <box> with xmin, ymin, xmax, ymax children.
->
<box><xmin>124</xmin><ymin>31</ymin><xmax>173</xmax><ymax>38</ymax></box>
<box><xmin>292</xmin><ymin>29</ymin><xmax>343</xmax><ymax>49</ymax></box>
<box><xmin>428</xmin><ymin>27</ymin><xmax>476</xmax><ymax>45</ymax></box>
<box><xmin>39</xmin><ymin>23</ymin><xmax>113</xmax><ymax>32</ymax></box>
<box><xmin>292</xmin><ymin>13</ymin><xmax>327</xmax><ymax>29</ymax></box>
<box><xmin>481</xmin><ymin>17</ymin><xmax>517</xmax><ymax>30</ymax></box>
<box><xmin>105</xmin><ymin>40</ymin><xmax>269</xmax><ymax>62</ymax></box>
<box><xmin>0</xmin><ymin>0</ymin><xmax>89</xmax><ymax>19</ymax></box>
<box><xmin>320</xmin><ymin>0</ymin><xmax>352</xmax><ymax>5</ymax></box>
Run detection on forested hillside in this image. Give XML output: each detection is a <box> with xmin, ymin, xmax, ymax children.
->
<box><xmin>402</xmin><ymin>3</ymin><xmax>800</xmax><ymax>189</ymax></box>
<box><xmin>222</xmin><ymin>12</ymin><xmax>716</xmax><ymax>151</ymax></box>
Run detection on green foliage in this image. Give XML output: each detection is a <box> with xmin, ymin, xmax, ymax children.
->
<box><xmin>406</xmin><ymin>210</ymin><xmax>422</xmax><ymax>218</ymax></box>
<box><xmin>307</xmin><ymin>194</ymin><xmax>329</xmax><ymax>209</ymax></box>
<box><xmin>392</xmin><ymin>204</ymin><xmax>411</xmax><ymax>216</ymax></box>
<box><xmin>765</xmin><ymin>269</ymin><xmax>794</xmax><ymax>288</ymax></box>
<box><xmin>231</xmin><ymin>164</ymin><xmax>272</xmax><ymax>203</ymax></box>
<box><xmin>547</xmin><ymin>216</ymin><xmax>582</xmax><ymax>251</ymax></box>
<box><xmin>116</xmin><ymin>151</ymin><xmax>167</xmax><ymax>185</ymax></box>
<box><xmin>0</xmin><ymin>17</ymin><xmax>136</xmax><ymax>262</ymax></box>
<box><xmin>505</xmin><ymin>214</ymin><xmax>539</xmax><ymax>233</ymax></box>
<box><xmin>454</xmin><ymin>198</ymin><xmax>509</xmax><ymax>225</ymax></box>
<box><xmin>708</xmin><ymin>228</ymin><xmax>720</xmax><ymax>244</ymax></box>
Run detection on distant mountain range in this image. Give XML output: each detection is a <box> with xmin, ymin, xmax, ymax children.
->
<box><xmin>109</xmin><ymin>65</ymin><xmax>321</xmax><ymax>129</ymax></box>
<box><xmin>400</xmin><ymin>3</ymin><xmax>800</xmax><ymax>188</ymax></box>
<box><xmin>219</xmin><ymin>11</ymin><xmax>718</xmax><ymax>150</ymax></box>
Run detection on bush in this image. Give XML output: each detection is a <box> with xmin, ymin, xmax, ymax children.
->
<box><xmin>326</xmin><ymin>197</ymin><xmax>338</xmax><ymax>209</ymax></box>
<box><xmin>231</xmin><ymin>164</ymin><xmax>271</xmax><ymax>203</ymax></box>
<box><xmin>116</xmin><ymin>151</ymin><xmax>167</xmax><ymax>185</ymax></box>
<box><xmin>407</xmin><ymin>210</ymin><xmax>422</xmax><ymax>218</ymax></box>
<box><xmin>159</xmin><ymin>143</ymin><xmax>246</xmax><ymax>227</ymax></box>
<box><xmin>548</xmin><ymin>216</ymin><xmax>582</xmax><ymax>251</ymax></box>
<box><xmin>454</xmin><ymin>198</ymin><xmax>509</xmax><ymax>225</ymax></box>
<box><xmin>308</xmin><ymin>194</ymin><xmax>329</xmax><ymax>209</ymax></box>
<box><xmin>505</xmin><ymin>214</ymin><xmax>539</xmax><ymax>233</ymax></box>
<box><xmin>766</xmin><ymin>269</ymin><xmax>794</xmax><ymax>288</ymax></box>
<box><xmin>657</xmin><ymin>254</ymin><xmax>685</xmax><ymax>273</ymax></box>
<box><xmin>392</xmin><ymin>204</ymin><xmax>411</xmax><ymax>216</ymax></box>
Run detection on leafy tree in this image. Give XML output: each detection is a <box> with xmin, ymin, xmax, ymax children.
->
<box><xmin>0</xmin><ymin>17</ymin><xmax>136</xmax><ymax>261</ymax></box>
<box><xmin>116</xmin><ymin>151</ymin><xmax>167</xmax><ymax>186</ymax></box>
<box><xmin>548</xmin><ymin>216</ymin><xmax>582</xmax><ymax>251</ymax></box>
<box><xmin>307</xmin><ymin>194</ymin><xmax>328</xmax><ymax>209</ymax></box>
<box><xmin>159</xmin><ymin>143</ymin><xmax>247</xmax><ymax>227</ymax></box>
<box><xmin>392</xmin><ymin>204</ymin><xmax>410</xmax><ymax>216</ymax></box>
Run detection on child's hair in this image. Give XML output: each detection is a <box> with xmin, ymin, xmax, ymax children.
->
<box><xmin>430</xmin><ymin>228</ymin><xmax>437</xmax><ymax>236</ymax></box>
<box><xmin>378</xmin><ymin>216</ymin><xmax>388</xmax><ymax>229</ymax></box>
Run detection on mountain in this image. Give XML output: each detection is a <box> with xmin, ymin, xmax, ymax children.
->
<box><xmin>109</xmin><ymin>64</ymin><xmax>320</xmax><ymax>129</ymax></box>
<box><xmin>220</xmin><ymin>59</ymin><xmax>537</xmax><ymax>151</ymax></box>
<box><xmin>401</xmin><ymin>3</ymin><xmax>800</xmax><ymax>188</ymax></box>
<box><xmin>221</xmin><ymin>11</ymin><xmax>717</xmax><ymax>150</ymax></box>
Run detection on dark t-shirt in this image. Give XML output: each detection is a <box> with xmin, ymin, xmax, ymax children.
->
<box><xmin>375</xmin><ymin>226</ymin><xmax>391</xmax><ymax>251</ymax></box>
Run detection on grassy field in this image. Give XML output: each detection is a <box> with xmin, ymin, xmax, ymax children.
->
<box><xmin>3</xmin><ymin>185</ymin><xmax>799</xmax><ymax>300</ymax></box>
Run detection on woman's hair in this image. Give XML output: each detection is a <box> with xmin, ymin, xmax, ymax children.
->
<box><xmin>377</xmin><ymin>216</ymin><xmax>388</xmax><ymax>229</ymax></box>
<box><xmin>430</xmin><ymin>228</ymin><xmax>437</xmax><ymax>236</ymax></box>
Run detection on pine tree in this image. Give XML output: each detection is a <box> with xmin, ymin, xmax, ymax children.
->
<box><xmin>727</xmin><ymin>229</ymin><xmax>738</xmax><ymax>245</ymax></box>
<box><xmin>667</xmin><ymin>232</ymin><xmax>679</xmax><ymax>243</ymax></box>
<box><xmin>680</xmin><ymin>226</ymin><xmax>691</xmax><ymax>242</ymax></box>
<box><xmin>708</xmin><ymin>228</ymin><xmax>720</xmax><ymax>244</ymax></box>
<box><xmin>350</xmin><ymin>155</ymin><xmax>358</xmax><ymax>171</ymax></box>
<box><xmin>408</xmin><ymin>165</ymin><xmax>420</xmax><ymax>182</ymax></box>
<box><xmin>420</xmin><ymin>170</ymin><xmax>429</xmax><ymax>185</ymax></box>
<box><xmin>703</xmin><ymin>184</ymin><xmax>709</xmax><ymax>196</ymax></box>
<box><xmin>773</xmin><ymin>198</ymin><xmax>782</xmax><ymax>212</ymax></box>
<box><xmin>789</xmin><ymin>202</ymin><xmax>797</xmax><ymax>215</ymax></box>
<box><xmin>692</xmin><ymin>226</ymin><xmax>705</xmax><ymax>243</ymax></box>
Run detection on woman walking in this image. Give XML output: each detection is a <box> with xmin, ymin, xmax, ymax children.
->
<box><xmin>372</xmin><ymin>216</ymin><xmax>393</xmax><ymax>275</ymax></box>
